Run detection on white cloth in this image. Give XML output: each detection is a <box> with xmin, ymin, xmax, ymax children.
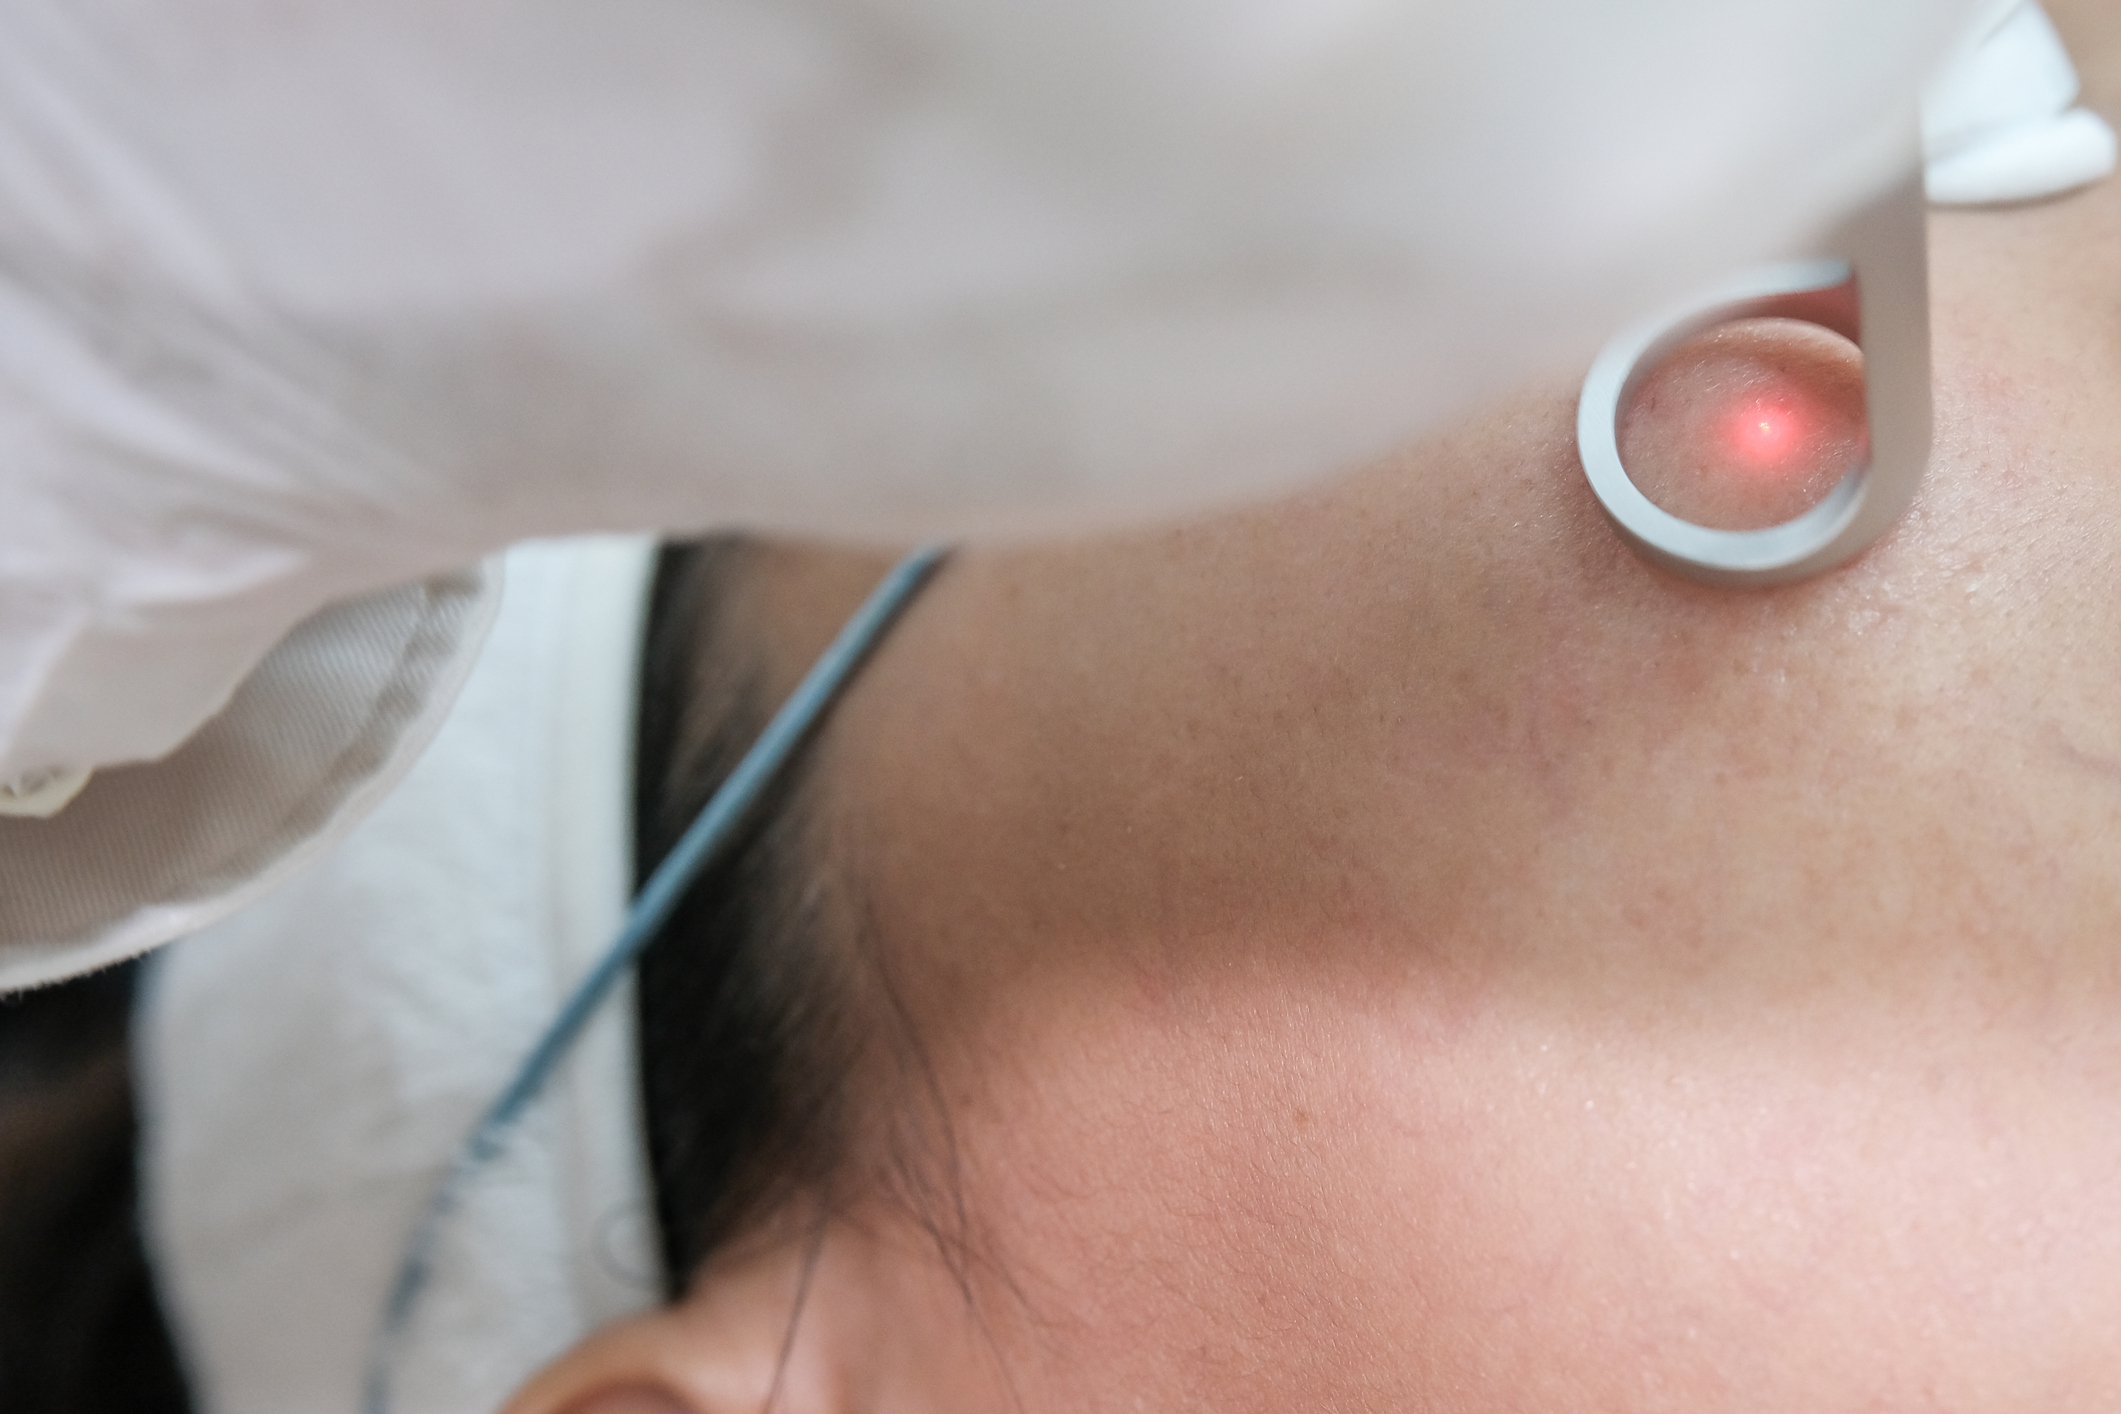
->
<box><xmin>1924</xmin><ymin>0</ymin><xmax>2118</xmax><ymax>204</ymax></box>
<box><xmin>0</xmin><ymin>0</ymin><xmax>1977</xmax><ymax>800</ymax></box>
<box><xmin>139</xmin><ymin>536</ymin><xmax>662</xmax><ymax>1414</ymax></box>
<box><xmin>0</xmin><ymin>563</ymin><xmax>499</xmax><ymax>991</ymax></box>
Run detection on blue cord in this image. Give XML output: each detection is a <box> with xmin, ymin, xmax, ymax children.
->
<box><xmin>363</xmin><ymin>543</ymin><xmax>950</xmax><ymax>1414</ymax></box>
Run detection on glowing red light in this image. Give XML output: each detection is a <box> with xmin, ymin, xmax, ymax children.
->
<box><xmin>1726</xmin><ymin>396</ymin><xmax>1805</xmax><ymax>470</ymax></box>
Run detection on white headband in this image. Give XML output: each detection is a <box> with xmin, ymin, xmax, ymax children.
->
<box><xmin>139</xmin><ymin>535</ymin><xmax>663</xmax><ymax>1414</ymax></box>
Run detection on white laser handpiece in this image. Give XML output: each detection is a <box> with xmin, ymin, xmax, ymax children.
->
<box><xmin>1574</xmin><ymin>165</ymin><xmax>1932</xmax><ymax>587</ymax></box>
<box><xmin>1576</xmin><ymin>0</ymin><xmax>2115</xmax><ymax>588</ymax></box>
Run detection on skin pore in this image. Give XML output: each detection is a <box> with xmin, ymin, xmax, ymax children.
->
<box><xmin>512</xmin><ymin>11</ymin><xmax>2121</xmax><ymax>1412</ymax></box>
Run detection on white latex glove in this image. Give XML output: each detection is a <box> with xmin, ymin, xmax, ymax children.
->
<box><xmin>0</xmin><ymin>0</ymin><xmax>1979</xmax><ymax>791</ymax></box>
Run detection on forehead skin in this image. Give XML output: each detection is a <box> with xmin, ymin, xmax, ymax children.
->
<box><xmin>807</xmin><ymin>27</ymin><xmax>2121</xmax><ymax>1414</ymax></box>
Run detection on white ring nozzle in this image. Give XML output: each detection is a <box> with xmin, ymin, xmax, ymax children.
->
<box><xmin>1576</xmin><ymin>168</ymin><xmax>1932</xmax><ymax>587</ymax></box>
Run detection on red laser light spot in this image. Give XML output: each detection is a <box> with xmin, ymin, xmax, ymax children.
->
<box><xmin>1725</xmin><ymin>396</ymin><xmax>1808</xmax><ymax>472</ymax></box>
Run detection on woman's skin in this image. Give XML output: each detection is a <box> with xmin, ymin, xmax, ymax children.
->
<box><xmin>513</xmin><ymin>11</ymin><xmax>2121</xmax><ymax>1412</ymax></box>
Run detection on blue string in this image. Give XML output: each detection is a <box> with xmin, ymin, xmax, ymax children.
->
<box><xmin>363</xmin><ymin>543</ymin><xmax>950</xmax><ymax>1414</ymax></box>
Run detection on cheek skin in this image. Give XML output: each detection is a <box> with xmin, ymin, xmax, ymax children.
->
<box><xmin>1615</xmin><ymin>318</ymin><xmax>1868</xmax><ymax>531</ymax></box>
<box><xmin>925</xmin><ymin>954</ymin><xmax>2121</xmax><ymax>1414</ymax></box>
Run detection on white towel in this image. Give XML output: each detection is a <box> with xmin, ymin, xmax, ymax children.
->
<box><xmin>138</xmin><ymin>535</ymin><xmax>662</xmax><ymax>1414</ymax></box>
